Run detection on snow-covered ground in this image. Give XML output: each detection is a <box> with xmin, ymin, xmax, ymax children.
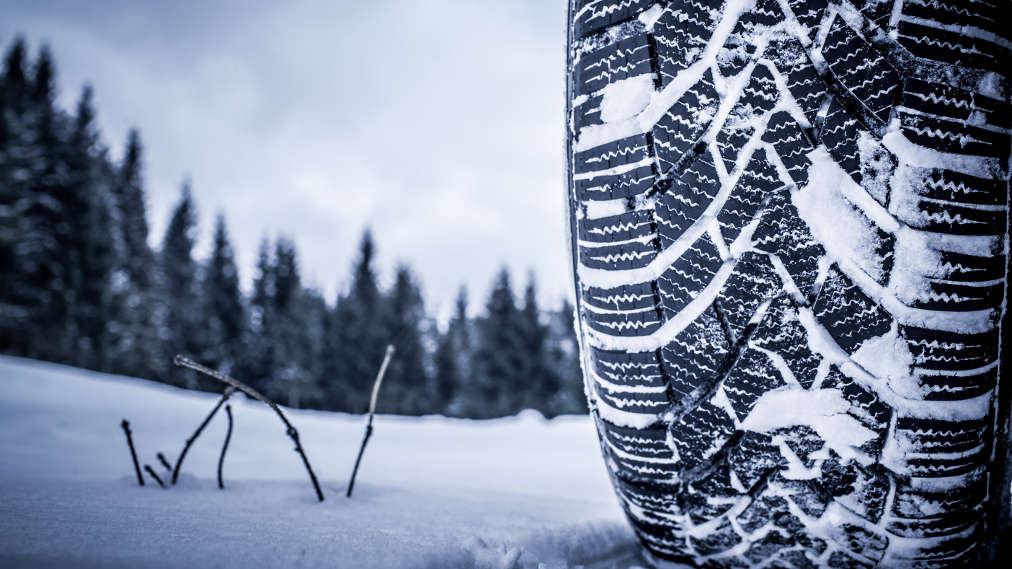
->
<box><xmin>0</xmin><ymin>356</ymin><xmax>641</xmax><ymax>568</ymax></box>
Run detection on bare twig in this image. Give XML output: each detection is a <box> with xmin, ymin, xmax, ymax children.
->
<box><xmin>157</xmin><ymin>452</ymin><xmax>172</xmax><ymax>472</ymax></box>
<box><xmin>144</xmin><ymin>464</ymin><xmax>166</xmax><ymax>488</ymax></box>
<box><xmin>171</xmin><ymin>386</ymin><xmax>235</xmax><ymax>485</ymax></box>
<box><xmin>218</xmin><ymin>404</ymin><xmax>234</xmax><ymax>490</ymax></box>
<box><xmin>121</xmin><ymin>419</ymin><xmax>144</xmax><ymax>486</ymax></box>
<box><xmin>173</xmin><ymin>355</ymin><xmax>325</xmax><ymax>502</ymax></box>
<box><xmin>347</xmin><ymin>344</ymin><xmax>395</xmax><ymax>498</ymax></box>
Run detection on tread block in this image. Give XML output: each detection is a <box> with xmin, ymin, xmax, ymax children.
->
<box><xmin>615</xmin><ymin>477</ymin><xmax>679</xmax><ymax>515</ymax></box>
<box><xmin>716</xmin><ymin>0</ymin><xmax>785</xmax><ymax>77</ymax></box>
<box><xmin>660</xmin><ymin>306</ymin><xmax>731</xmax><ymax>402</ymax></box>
<box><xmin>765</xmin><ymin>35</ymin><xmax>828</xmax><ymax>125</ymax></box>
<box><xmin>729</xmin><ymin>431</ymin><xmax>786</xmax><ymax>489</ymax></box>
<box><xmin>575</xmin><ymin>0</ymin><xmax>653</xmax><ymax>38</ymax></box>
<box><xmin>751</xmin><ymin>296</ymin><xmax>822</xmax><ymax>388</ymax></box>
<box><xmin>606</xmin><ymin>444</ymin><xmax>680</xmax><ymax>482</ymax></box>
<box><xmin>574</xmin><ymin>93</ymin><xmax>603</xmax><ymax>131</ymax></box>
<box><xmin>652</xmin><ymin>69</ymin><xmax>720</xmax><ymax>172</ymax></box>
<box><xmin>775</xmin><ymin>476</ymin><xmax>831</xmax><ymax>519</ymax></box>
<box><xmin>901</xmin><ymin>325</ymin><xmax>999</xmax><ymax>372</ymax></box>
<box><xmin>575</xmin><ymin>132</ymin><xmax>652</xmax><ymax>175</ymax></box>
<box><xmin>752</xmin><ymin>190</ymin><xmax>825</xmax><ymax>298</ymax></box>
<box><xmin>737</xmin><ymin>493</ymin><xmax>790</xmax><ymax>533</ymax></box>
<box><xmin>897</xmin><ymin>166</ymin><xmax>1008</xmax><ymax>235</ymax></box>
<box><xmin>584</xmin><ymin>305</ymin><xmax>662</xmax><ymax>336</ymax></box>
<box><xmin>657</xmin><ymin>233</ymin><xmax>723</xmax><ymax>319</ymax></box>
<box><xmin>721</xmin><ymin>346</ymin><xmax>786</xmax><ymax>423</ymax></box>
<box><xmin>601</xmin><ymin>420</ymin><xmax>675</xmax><ymax>461</ymax></box>
<box><xmin>582</xmin><ymin>280</ymin><xmax>657</xmax><ymax>312</ymax></box>
<box><xmin>684</xmin><ymin>462</ymin><xmax>741</xmax><ymax>523</ymax></box>
<box><xmin>822</xmin><ymin>455</ymin><xmax>890</xmax><ymax>523</ymax></box>
<box><xmin>900</xmin><ymin>111</ymin><xmax>1011</xmax><ymax>160</ymax></box>
<box><xmin>912</xmin><ymin>278</ymin><xmax>1004</xmax><ymax>312</ymax></box>
<box><xmin>596</xmin><ymin>380</ymin><xmax>672</xmax><ymax>416</ymax></box>
<box><xmin>897</xmin><ymin>19</ymin><xmax>1007</xmax><ymax>74</ymax></box>
<box><xmin>895</xmin><ymin>416</ymin><xmax>990</xmax><ymax>455</ymax></box>
<box><xmin>715</xmin><ymin>65</ymin><xmax>780</xmax><ymax>172</ymax></box>
<box><xmin>859</xmin><ymin>137</ymin><xmax>895</xmax><ymax>206</ymax></box>
<box><xmin>828</xmin><ymin>523</ymin><xmax>888</xmax><ymax>562</ymax></box>
<box><xmin>591</xmin><ymin>347</ymin><xmax>667</xmax><ymax>388</ymax></box>
<box><xmin>821</xmin><ymin>99</ymin><xmax>863</xmax><ymax>185</ymax></box>
<box><xmin>935</xmin><ymin>249</ymin><xmax>1006</xmax><ymax>282</ymax></box>
<box><xmin>762</xmin><ymin>111</ymin><xmax>815</xmax><ymax>187</ymax></box>
<box><xmin>669</xmin><ymin>400</ymin><xmax>737</xmax><ymax>470</ymax></box>
<box><xmin>579</xmin><ymin>208</ymin><xmax>656</xmax><ymax>243</ymax></box>
<box><xmin>786</xmin><ymin>0</ymin><xmax>828</xmax><ymax>32</ymax></box>
<box><xmin>716</xmin><ymin>252</ymin><xmax>783</xmax><ymax>342</ymax></box>
<box><xmin>575</xmin><ymin>164</ymin><xmax>657</xmax><ymax>202</ymax></box>
<box><xmin>717</xmin><ymin>148</ymin><xmax>783</xmax><ymax>244</ymax></box>
<box><xmin>575</xmin><ymin>33</ymin><xmax>654</xmax><ymax>96</ymax></box>
<box><xmin>901</xmin><ymin>0</ymin><xmax>1010</xmax><ymax>42</ymax></box>
<box><xmin>689</xmin><ymin>518</ymin><xmax>742</xmax><ymax>556</ymax></box>
<box><xmin>579</xmin><ymin>238</ymin><xmax>658</xmax><ymax>270</ymax></box>
<box><xmin>854</xmin><ymin>0</ymin><xmax>894</xmax><ymax>26</ymax></box>
<box><xmin>775</xmin><ymin>424</ymin><xmax>824</xmax><ymax>468</ymax></box>
<box><xmin>891</xmin><ymin>473</ymin><xmax>986</xmax><ymax>521</ymax></box>
<box><xmin>821</xmin><ymin>366</ymin><xmax>891</xmax><ymax>453</ymax></box>
<box><xmin>813</xmin><ymin>265</ymin><xmax>892</xmax><ymax>354</ymax></box>
<box><xmin>653</xmin><ymin>0</ymin><xmax>725</xmax><ymax>86</ymax></box>
<box><xmin>916</xmin><ymin>366</ymin><xmax>998</xmax><ymax>402</ymax></box>
<box><xmin>822</xmin><ymin>17</ymin><xmax>900</xmax><ymax>124</ymax></box>
<box><xmin>902</xmin><ymin>77</ymin><xmax>1011</xmax><ymax>130</ymax></box>
<box><xmin>655</xmin><ymin>151</ymin><xmax>721</xmax><ymax>245</ymax></box>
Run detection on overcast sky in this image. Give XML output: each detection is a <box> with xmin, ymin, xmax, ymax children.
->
<box><xmin>1</xmin><ymin>0</ymin><xmax>571</xmax><ymax>318</ymax></box>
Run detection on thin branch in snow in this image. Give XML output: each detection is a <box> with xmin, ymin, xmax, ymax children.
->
<box><xmin>173</xmin><ymin>355</ymin><xmax>325</xmax><ymax>502</ymax></box>
<box><xmin>120</xmin><ymin>419</ymin><xmax>144</xmax><ymax>486</ymax></box>
<box><xmin>156</xmin><ymin>452</ymin><xmax>172</xmax><ymax>472</ymax></box>
<box><xmin>144</xmin><ymin>464</ymin><xmax>166</xmax><ymax>488</ymax></box>
<box><xmin>347</xmin><ymin>344</ymin><xmax>395</xmax><ymax>498</ymax></box>
<box><xmin>217</xmin><ymin>404</ymin><xmax>234</xmax><ymax>490</ymax></box>
<box><xmin>171</xmin><ymin>386</ymin><xmax>235</xmax><ymax>485</ymax></box>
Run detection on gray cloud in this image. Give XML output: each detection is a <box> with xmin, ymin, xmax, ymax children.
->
<box><xmin>1</xmin><ymin>0</ymin><xmax>571</xmax><ymax>317</ymax></box>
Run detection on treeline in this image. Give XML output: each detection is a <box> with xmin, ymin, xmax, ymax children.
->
<box><xmin>0</xmin><ymin>38</ymin><xmax>586</xmax><ymax>418</ymax></box>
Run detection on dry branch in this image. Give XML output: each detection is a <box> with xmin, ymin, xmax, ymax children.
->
<box><xmin>173</xmin><ymin>355</ymin><xmax>324</xmax><ymax>502</ymax></box>
<box><xmin>218</xmin><ymin>404</ymin><xmax>234</xmax><ymax>489</ymax></box>
<box><xmin>171</xmin><ymin>386</ymin><xmax>235</xmax><ymax>485</ymax></box>
<box><xmin>347</xmin><ymin>344</ymin><xmax>395</xmax><ymax>498</ymax></box>
<box><xmin>120</xmin><ymin>419</ymin><xmax>144</xmax><ymax>486</ymax></box>
<box><xmin>144</xmin><ymin>464</ymin><xmax>166</xmax><ymax>488</ymax></box>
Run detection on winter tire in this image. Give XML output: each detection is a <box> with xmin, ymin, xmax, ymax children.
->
<box><xmin>564</xmin><ymin>1</ymin><xmax>1011</xmax><ymax>567</ymax></box>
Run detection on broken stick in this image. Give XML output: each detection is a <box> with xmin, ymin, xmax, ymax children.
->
<box><xmin>121</xmin><ymin>419</ymin><xmax>144</xmax><ymax>486</ymax></box>
<box><xmin>347</xmin><ymin>344</ymin><xmax>395</xmax><ymax>498</ymax></box>
<box><xmin>173</xmin><ymin>355</ymin><xmax>325</xmax><ymax>502</ymax></box>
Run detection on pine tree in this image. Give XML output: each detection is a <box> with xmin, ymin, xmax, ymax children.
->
<box><xmin>203</xmin><ymin>214</ymin><xmax>244</xmax><ymax>375</ymax></box>
<box><xmin>109</xmin><ymin>129</ymin><xmax>158</xmax><ymax>377</ymax></box>
<box><xmin>470</xmin><ymin>267</ymin><xmax>525</xmax><ymax>418</ymax></box>
<box><xmin>67</xmin><ymin>85</ymin><xmax>125</xmax><ymax>371</ymax></box>
<box><xmin>435</xmin><ymin>286</ymin><xmax>471</xmax><ymax>415</ymax></box>
<box><xmin>159</xmin><ymin>182</ymin><xmax>204</xmax><ymax>387</ymax></box>
<box><xmin>0</xmin><ymin>39</ymin><xmax>30</xmax><ymax>350</ymax></box>
<box><xmin>382</xmin><ymin>265</ymin><xmax>430</xmax><ymax>414</ymax></box>
<box><xmin>270</xmin><ymin>237</ymin><xmax>317</xmax><ymax>407</ymax></box>
<box><xmin>242</xmin><ymin>238</ymin><xmax>276</xmax><ymax>393</ymax></box>
<box><xmin>517</xmin><ymin>274</ymin><xmax>556</xmax><ymax>415</ymax></box>
<box><xmin>329</xmin><ymin>230</ymin><xmax>387</xmax><ymax>412</ymax></box>
<box><xmin>547</xmin><ymin>299</ymin><xmax>586</xmax><ymax>415</ymax></box>
<box><xmin>18</xmin><ymin>43</ymin><xmax>75</xmax><ymax>362</ymax></box>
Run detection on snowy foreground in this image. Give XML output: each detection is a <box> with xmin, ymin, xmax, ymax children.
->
<box><xmin>0</xmin><ymin>356</ymin><xmax>643</xmax><ymax>569</ymax></box>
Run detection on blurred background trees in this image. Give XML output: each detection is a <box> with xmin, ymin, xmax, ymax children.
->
<box><xmin>0</xmin><ymin>37</ymin><xmax>587</xmax><ymax>418</ymax></box>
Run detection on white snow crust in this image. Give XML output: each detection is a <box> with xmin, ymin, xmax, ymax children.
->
<box><xmin>0</xmin><ymin>356</ymin><xmax>634</xmax><ymax>569</ymax></box>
